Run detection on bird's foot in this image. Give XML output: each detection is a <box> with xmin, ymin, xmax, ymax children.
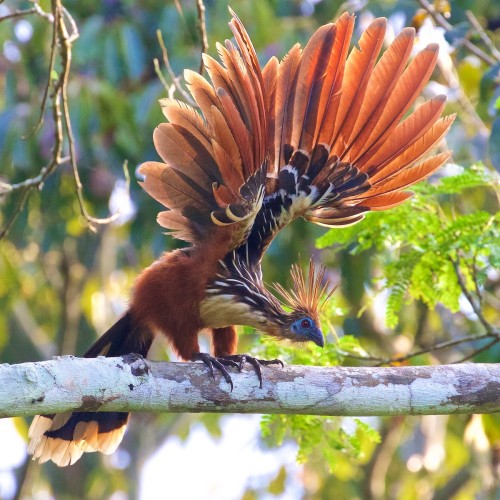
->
<box><xmin>191</xmin><ymin>353</ymin><xmax>283</xmax><ymax>390</ymax></box>
<box><xmin>191</xmin><ymin>352</ymin><xmax>240</xmax><ymax>391</ymax></box>
<box><xmin>218</xmin><ymin>354</ymin><xmax>284</xmax><ymax>389</ymax></box>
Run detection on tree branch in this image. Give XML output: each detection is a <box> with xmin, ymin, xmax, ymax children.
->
<box><xmin>1</xmin><ymin>356</ymin><xmax>498</xmax><ymax>418</ymax></box>
<box><xmin>416</xmin><ymin>0</ymin><xmax>497</xmax><ymax>65</ymax></box>
<box><xmin>196</xmin><ymin>0</ymin><xmax>208</xmax><ymax>74</ymax></box>
<box><xmin>0</xmin><ymin>1</ymin><xmax>118</xmax><ymax>239</ymax></box>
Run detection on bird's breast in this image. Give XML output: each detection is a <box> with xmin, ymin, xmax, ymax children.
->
<box><xmin>199</xmin><ymin>293</ymin><xmax>267</xmax><ymax>329</ymax></box>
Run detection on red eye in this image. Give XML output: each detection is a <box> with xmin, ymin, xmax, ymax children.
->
<box><xmin>301</xmin><ymin>319</ymin><xmax>311</xmax><ymax>328</ymax></box>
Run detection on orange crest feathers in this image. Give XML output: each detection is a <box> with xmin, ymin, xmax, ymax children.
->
<box><xmin>273</xmin><ymin>261</ymin><xmax>336</xmax><ymax>319</ymax></box>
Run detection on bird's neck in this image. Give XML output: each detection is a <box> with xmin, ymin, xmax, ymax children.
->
<box><xmin>199</xmin><ymin>252</ymin><xmax>287</xmax><ymax>334</ymax></box>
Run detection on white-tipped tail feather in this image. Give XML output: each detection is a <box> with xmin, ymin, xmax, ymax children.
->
<box><xmin>28</xmin><ymin>414</ymin><xmax>127</xmax><ymax>467</ymax></box>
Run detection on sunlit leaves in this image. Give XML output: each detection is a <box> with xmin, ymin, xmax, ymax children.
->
<box><xmin>261</xmin><ymin>414</ymin><xmax>380</xmax><ymax>471</ymax></box>
<box><xmin>489</xmin><ymin>118</ymin><xmax>500</xmax><ymax>171</ymax></box>
<box><xmin>317</xmin><ymin>167</ymin><xmax>499</xmax><ymax>327</ymax></box>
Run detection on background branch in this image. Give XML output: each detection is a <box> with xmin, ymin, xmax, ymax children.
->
<box><xmin>196</xmin><ymin>0</ymin><xmax>208</xmax><ymax>74</ymax></box>
<box><xmin>465</xmin><ymin>10</ymin><xmax>500</xmax><ymax>61</ymax></box>
<box><xmin>340</xmin><ymin>330</ymin><xmax>500</xmax><ymax>366</ymax></box>
<box><xmin>1</xmin><ymin>356</ymin><xmax>498</xmax><ymax>418</ymax></box>
<box><xmin>155</xmin><ymin>30</ymin><xmax>196</xmax><ymax>105</ymax></box>
<box><xmin>417</xmin><ymin>0</ymin><xmax>497</xmax><ymax>65</ymax></box>
<box><xmin>0</xmin><ymin>0</ymin><xmax>119</xmax><ymax>240</ymax></box>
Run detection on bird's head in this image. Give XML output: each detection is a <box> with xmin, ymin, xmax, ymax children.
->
<box><xmin>271</xmin><ymin>261</ymin><xmax>335</xmax><ymax>348</ymax></box>
<box><xmin>283</xmin><ymin>312</ymin><xmax>324</xmax><ymax>347</ymax></box>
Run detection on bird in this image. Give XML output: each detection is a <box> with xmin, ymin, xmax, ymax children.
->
<box><xmin>27</xmin><ymin>8</ymin><xmax>454</xmax><ymax>466</ymax></box>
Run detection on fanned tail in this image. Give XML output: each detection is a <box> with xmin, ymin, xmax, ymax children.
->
<box><xmin>28</xmin><ymin>313</ymin><xmax>153</xmax><ymax>467</ymax></box>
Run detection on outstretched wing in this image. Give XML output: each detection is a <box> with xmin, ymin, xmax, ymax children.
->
<box><xmin>139</xmin><ymin>9</ymin><xmax>269</xmax><ymax>250</ymax></box>
<box><xmin>140</xmin><ymin>11</ymin><xmax>453</xmax><ymax>262</ymax></box>
<box><xmin>241</xmin><ymin>13</ymin><xmax>454</xmax><ymax>264</ymax></box>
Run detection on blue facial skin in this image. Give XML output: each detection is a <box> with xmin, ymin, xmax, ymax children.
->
<box><xmin>291</xmin><ymin>317</ymin><xmax>324</xmax><ymax>347</ymax></box>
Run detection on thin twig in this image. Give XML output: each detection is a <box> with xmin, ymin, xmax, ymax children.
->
<box><xmin>424</xmin><ymin>8</ymin><xmax>491</xmax><ymax>138</ymax></box>
<box><xmin>196</xmin><ymin>0</ymin><xmax>208</xmax><ymax>74</ymax></box>
<box><xmin>338</xmin><ymin>351</ymin><xmax>384</xmax><ymax>363</ymax></box>
<box><xmin>454</xmin><ymin>84</ymin><xmax>490</xmax><ymax>137</ymax></box>
<box><xmin>340</xmin><ymin>331</ymin><xmax>499</xmax><ymax>366</ymax></box>
<box><xmin>469</xmin><ymin>249</ymin><xmax>483</xmax><ymax>306</ymax></box>
<box><xmin>453</xmin><ymin>337</ymin><xmax>500</xmax><ymax>363</ymax></box>
<box><xmin>33</xmin><ymin>3</ymin><xmax>54</xmax><ymax>22</ymax></box>
<box><xmin>153</xmin><ymin>57</ymin><xmax>174</xmax><ymax>98</ymax></box>
<box><xmin>416</xmin><ymin>0</ymin><xmax>496</xmax><ymax>66</ymax></box>
<box><xmin>172</xmin><ymin>0</ymin><xmax>185</xmax><ymax>21</ymax></box>
<box><xmin>451</xmin><ymin>256</ymin><xmax>498</xmax><ymax>336</ymax></box>
<box><xmin>15</xmin><ymin>3</ymin><xmax>54</xmax><ymax>138</ymax></box>
<box><xmin>1</xmin><ymin>0</ymin><xmax>118</xmax><ymax>239</ymax></box>
<box><xmin>156</xmin><ymin>30</ymin><xmax>196</xmax><ymax>105</ymax></box>
<box><xmin>56</xmin><ymin>2</ymin><xmax>118</xmax><ymax>230</ymax></box>
<box><xmin>377</xmin><ymin>333</ymin><xmax>498</xmax><ymax>365</ymax></box>
<box><xmin>465</xmin><ymin>10</ymin><xmax>500</xmax><ymax>62</ymax></box>
<box><xmin>0</xmin><ymin>1</ymin><xmax>65</xmax><ymax>240</ymax></box>
<box><xmin>0</xmin><ymin>2</ymin><xmax>53</xmax><ymax>23</ymax></box>
<box><xmin>23</xmin><ymin>8</ymin><xmax>57</xmax><ymax>138</ymax></box>
<box><xmin>0</xmin><ymin>187</ymin><xmax>31</xmax><ymax>239</ymax></box>
<box><xmin>122</xmin><ymin>159</ymin><xmax>130</xmax><ymax>192</ymax></box>
<box><xmin>0</xmin><ymin>7</ymin><xmax>37</xmax><ymax>22</ymax></box>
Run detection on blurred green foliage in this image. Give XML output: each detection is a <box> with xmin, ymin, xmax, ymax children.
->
<box><xmin>317</xmin><ymin>166</ymin><xmax>499</xmax><ymax>328</ymax></box>
<box><xmin>0</xmin><ymin>0</ymin><xmax>499</xmax><ymax>498</ymax></box>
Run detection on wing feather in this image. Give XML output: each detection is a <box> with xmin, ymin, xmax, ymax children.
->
<box><xmin>368</xmin><ymin>114</ymin><xmax>455</xmax><ymax>184</ymax></box>
<box><xmin>362</xmin><ymin>152</ymin><xmax>452</xmax><ymax>198</ymax></box>
<box><xmin>337</xmin><ymin>27</ymin><xmax>415</xmax><ymax>161</ymax></box>
<box><xmin>243</xmin><ymin>14</ymin><xmax>453</xmax><ymax>264</ymax></box>
<box><xmin>153</xmin><ymin>124</ymin><xmax>221</xmax><ymax>189</ymax></box>
<box><xmin>159</xmin><ymin>99</ymin><xmax>212</xmax><ymax>150</ymax></box>
<box><xmin>184</xmin><ymin>69</ymin><xmax>218</xmax><ymax>119</ymax></box>
<box><xmin>328</xmin><ymin>18</ymin><xmax>387</xmax><ymax>152</ymax></box>
<box><xmin>273</xmin><ymin>44</ymin><xmax>302</xmax><ymax>172</ymax></box>
<box><xmin>316</xmin><ymin>12</ymin><xmax>355</xmax><ymax>147</ymax></box>
<box><xmin>263</xmin><ymin>56</ymin><xmax>279</xmax><ymax>172</ymax></box>
<box><xmin>216</xmin><ymin>88</ymin><xmax>255</xmax><ymax>179</ymax></box>
<box><xmin>291</xmin><ymin>24</ymin><xmax>336</xmax><ymax>154</ymax></box>
<box><xmin>357</xmin><ymin>95</ymin><xmax>447</xmax><ymax>172</ymax></box>
<box><xmin>349</xmin><ymin>43</ymin><xmax>440</xmax><ymax>165</ymax></box>
<box><xmin>141</xmin><ymin>11</ymin><xmax>269</xmax><ymax>249</ymax></box>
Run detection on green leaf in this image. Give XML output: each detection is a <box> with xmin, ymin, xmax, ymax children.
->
<box><xmin>489</xmin><ymin>117</ymin><xmax>500</xmax><ymax>171</ymax></box>
<box><xmin>437</xmin><ymin>165</ymin><xmax>493</xmax><ymax>194</ymax></box>
<box><xmin>443</xmin><ymin>22</ymin><xmax>469</xmax><ymax>47</ymax></box>
<box><xmin>120</xmin><ymin>24</ymin><xmax>146</xmax><ymax>81</ymax></box>
<box><xmin>337</xmin><ymin>335</ymin><xmax>367</xmax><ymax>356</ymax></box>
<box><xmin>354</xmin><ymin>418</ymin><xmax>381</xmax><ymax>444</ymax></box>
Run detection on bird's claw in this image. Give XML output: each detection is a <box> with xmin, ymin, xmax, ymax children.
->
<box><xmin>218</xmin><ymin>354</ymin><xmax>284</xmax><ymax>389</ymax></box>
<box><xmin>191</xmin><ymin>352</ymin><xmax>235</xmax><ymax>391</ymax></box>
<box><xmin>192</xmin><ymin>353</ymin><xmax>283</xmax><ymax>390</ymax></box>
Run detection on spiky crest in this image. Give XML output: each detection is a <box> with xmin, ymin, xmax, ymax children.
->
<box><xmin>273</xmin><ymin>261</ymin><xmax>336</xmax><ymax>321</ymax></box>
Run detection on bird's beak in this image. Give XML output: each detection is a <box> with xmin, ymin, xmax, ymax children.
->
<box><xmin>310</xmin><ymin>327</ymin><xmax>324</xmax><ymax>348</ymax></box>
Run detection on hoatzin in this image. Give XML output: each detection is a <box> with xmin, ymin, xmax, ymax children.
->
<box><xmin>28</xmin><ymin>9</ymin><xmax>454</xmax><ymax>466</ymax></box>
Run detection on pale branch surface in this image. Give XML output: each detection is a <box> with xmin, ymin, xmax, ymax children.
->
<box><xmin>1</xmin><ymin>356</ymin><xmax>498</xmax><ymax>418</ymax></box>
